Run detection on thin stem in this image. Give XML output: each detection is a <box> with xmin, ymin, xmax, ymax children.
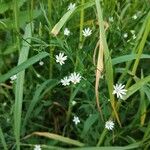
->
<box><xmin>97</xmin><ymin>129</ymin><xmax>107</xmax><ymax>146</ymax></box>
<box><xmin>79</xmin><ymin>0</ymin><xmax>85</xmax><ymax>49</ymax></box>
<box><xmin>13</xmin><ymin>0</ymin><xmax>20</xmax><ymax>52</ymax></box>
<box><xmin>66</xmin><ymin>87</ymin><xmax>73</xmax><ymax>123</ymax></box>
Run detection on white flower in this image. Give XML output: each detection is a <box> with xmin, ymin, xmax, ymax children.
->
<box><xmin>105</xmin><ymin>120</ymin><xmax>114</xmax><ymax>130</ymax></box>
<box><xmin>34</xmin><ymin>145</ymin><xmax>41</xmax><ymax>150</ymax></box>
<box><xmin>64</xmin><ymin>28</ymin><xmax>70</xmax><ymax>36</ymax></box>
<box><xmin>67</xmin><ymin>3</ymin><xmax>76</xmax><ymax>11</ymax></box>
<box><xmin>109</xmin><ymin>17</ymin><xmax>114</xmax><ymax>22</ymax></box>
<box><xmin>61</xmin><ymin>76</ymin><xmax>70</xmax><ymax>86</ymax></box>
<box><xmin>112</xmin><ymin>83</ymin><xmax>127</xmax><ymax>99</ymax></box>
<box><xmin>132</xmin><ymin>14</ymin><xmax>137</xmax><ymax>20</ymax></box>
<box><xmin>10</xmin><ymin>74</ymin><xmax>17</xmax><ymax>81</ymax></box>
<box><xmin>55</xmin><ymin>52</ymin><xmax>67</xmax><ymax>65</ymax></box>
<box><xmin>72</xmin><ymin>101</ymin><xmax>77</xmax><ymax>106</ymax></box>
<box><xmin>10</xmin><ymin>74</ymin><xmax>17</xmax><ymax>83</ymax></box>
<box><xmin>82</xmin><ymin>28</ymin><xmax>92</xmax><ymax>37</ymax></box>
<box><xmin>39</xmin><ymin>61</ymin><xmax>44</xmax><ymax>66</ymax></box>
<box><xmin>123</xmin><ymin>33</ymin><xmax>128</xmax><ymax>38</ymax></box>
<box><xmin>73</xmin><ymin>116</ymin><xmax>80</xmax><ymax>125</ymax></box>
<box><xmin>69</xmin><ymin>72</ymin><xmax>81</xmax><ymax>84</ymax></box>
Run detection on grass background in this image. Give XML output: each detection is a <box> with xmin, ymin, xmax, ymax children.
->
<box><xmin>0</xmin><ymin>0</ymin><xmax>150</xmax><ymax>149</ymax></box>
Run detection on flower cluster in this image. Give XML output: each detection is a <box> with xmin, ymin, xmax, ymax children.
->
<box><xmin>61</xmin><ymin>72</ymin><xmax>82</xmax><ymax>86</ymax></box>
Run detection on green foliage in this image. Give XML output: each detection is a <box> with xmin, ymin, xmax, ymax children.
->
<box><xmin>0</xmin><ymin>0</ymin><xmax>150</xmax><ymax>149</ymax></box>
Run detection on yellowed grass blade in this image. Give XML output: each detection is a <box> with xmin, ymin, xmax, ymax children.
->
<box><xmin>30</xmin><ymin>132</ymin><xmax>85</xmax><ymax>147</ymax></box>
<box><xmin>94</xmin><ymin>39</ymin><xmax>104</xmax><ymax>121</ymax></box>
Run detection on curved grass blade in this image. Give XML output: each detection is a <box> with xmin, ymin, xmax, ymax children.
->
<box><xmin>123</xmin><ymin>75</ymin><xmax>150</xmax><ymax>100</ymax></box>
<box><xmin>30</xmin><ymin>132</ymin><xmax>85</xmax><ymax>147</ymax></box>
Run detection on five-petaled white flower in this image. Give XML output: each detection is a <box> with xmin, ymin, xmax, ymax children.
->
<box><xmin>34</xmin><ymin>145</ymin><xmax>41</xmax><ymax>150</ymax></box>
<box><xmin>55</xmin><ymin>52</ymin><xmax>67</xmax><ymax>65</ymax></box>
<box><xmin>39</xmin><ymin>61</ymin><xmax>44</xmax><ymax>66</ymax></box>
<box><xmin>82</xmin><ymin>28</ymin><xmax>92</xmax><ymax>37</ymax></box>
<box><xmin>112</xmin><ymin>83</ymin><xmax>127</xmax><ymax>99</ymax></box>
<box><xmin>64</xmin><ymin>28</ymin><xmax>70</xmax><ymax>36</ymax></box>
<box><xmin>73</xmin><ymin>116</ymin><xmax>80</xmax><ymax>125</ymax></box>
<box><xmin>105</xmin><ymin>120</ymin><xmax>114</xmax><ymax>130</ymax></box>
<box><xmin>61</xmin><ymin>76</ymin><xmax>70</xmax><ymax>86</ymax></box>
<box><xmin>69</xmin><ymin>72</ymin><xmax>81</xmax><ymax>84</ymax></box>
<box><xmin>67</xmin><ymin>3</ymin><xmax>76</xmax><ymax>11</ymax></box>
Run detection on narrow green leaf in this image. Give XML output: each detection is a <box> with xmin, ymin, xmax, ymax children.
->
<box><xmin>14</xmin><ymin>23</ymin><xmax>32</xmax><ymax>150</ymax></box>
<box><xmin>0</xmin><ymin>52</ymin><xmax>49</xmax><ymax>83</ymax></box>
<box><xmin>112</xmin><ymin>54</ymin><xmax>150</xmax><ymax>65</ymax></box>
<box><xmin>123</xmin><ymin>75</ymin><xmax>150</xmax><ymax>100</ymax></box>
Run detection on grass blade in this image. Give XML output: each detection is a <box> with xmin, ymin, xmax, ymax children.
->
<box><xmin>123</xmin><ymin>75</ymin><xmax>150</xmax><ymax>100</ymax></box>
<box><xmin>14</xmin><ymin>23</ymin><xmax>32</xmax><ymax>150</ymax></box>
<box><xmin>30</xmin><ymin>132</ymin><xmax>85</xmax><ymax>147</ymax></box>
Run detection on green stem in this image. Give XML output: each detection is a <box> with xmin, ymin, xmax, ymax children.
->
<box><xmin>66</xmin><ymin>87</ymin><xmax>73</xmax><ymax>123</ymax></box>
<box><xmin>97</xmin><ymin>129</ymin><xmax>107</xmax><ymax>146</ymax></box>
<box><xmin>48</xmin><ymin>0</ymin><xmax>53</xmax><ymax>79</ymax></box>
<box><xmin>79</xmin><ymin>0</ymin><xmax>85</xmax><ymax>49</ymax></box>
<box><xmin>13</xmin><ymin>0</ymin><xmax>20</xmax><ymax>52</ymax></box>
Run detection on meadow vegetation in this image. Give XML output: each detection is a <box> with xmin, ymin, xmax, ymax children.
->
<box><xmin>0</xmin><ymin>0</ymin><xmax>150</xmax><ymax>149</ymax></box>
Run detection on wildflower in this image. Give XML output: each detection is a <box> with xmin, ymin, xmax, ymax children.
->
<box><xmin>109</xmin><ymin>16</ymin><xmax>114</xmax><ymax>22</ymax></box>
<box><xmin>123</xmin><ymin>33</ymin><xmax>128</xmax><ymax>38</ymax></box>
<box><xmin>132</xmin><ymin>14</ymin><xmax>137</xmax><ymax>20</ymax></box>
<box><xmin>105</xmin><ymin>120</ymin><xmax>114</xmax><ymax>130</ymax></box>
<box><xmin>64</xmin><ymin>28</ymin><xmax>70</xmax><ymax>36</ymax></box>
<box><xmin>73</xmin><ymin>116</ymin><xmax>80</xmax><ymax>125</ymax></box>
<box><xmin>10</xmin><ymin>74</ymin><xmax>17</xmax><ymax>83</ymax></box>
<box><xmin>67</xmin><ymin>3</ymin><xmax>76</xmax><ymax>11</ymax></box>
<box><xmin>55</xmin><ymin>52</ymin><xmax>67</xmax><ymax>65</ymax></box>
<box><xmin>69</xmin><ymin>72</ymin><xmax>81</xmax><ymax>84</ymax></box>
<box><xmin>61</xmin><ymin>76</ymin><xmax>70</xmax><ymax>86</ymax></box>
<box><xmin>82</xmin><ymin>28</ymin><xmax>92</xmax><ymax>37</ymax></box>
<box><xmin>39</xmin><ymin>61</ymin><xmax>44</xmax><ymax>66</ymax></box>
<box><xmin>72</xmin><ymin>101</ymin><xmax>77</xmax><ymax>106</ymax></box>
<box><xmin>112</xmin><ymin>83</ymin><xmax>127</xmax><ymax>99</ymax></box>
<box><xmin>34</xmin><ymin>145</ymin><xmax>41</xmax><ymax>150</ymax></box>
